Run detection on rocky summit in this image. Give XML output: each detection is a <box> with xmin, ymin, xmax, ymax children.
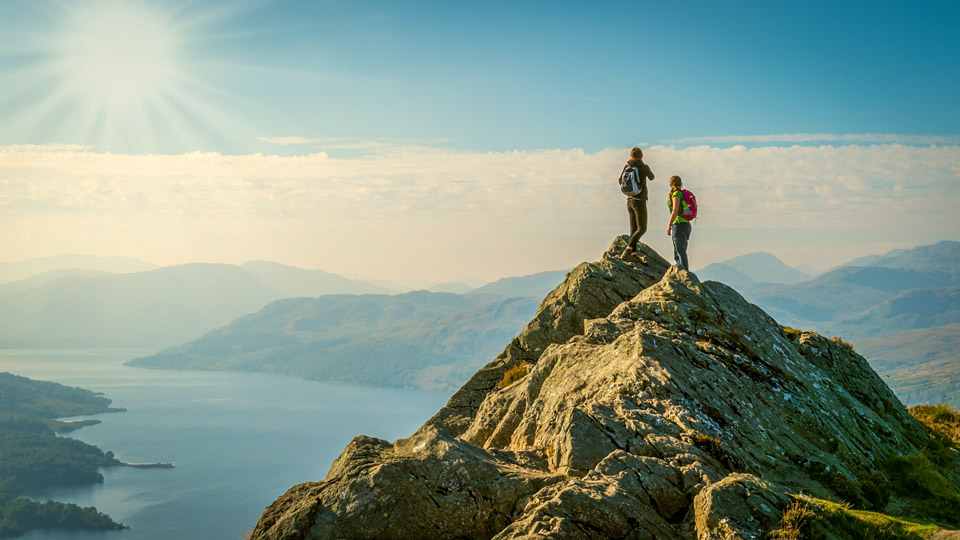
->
<box><xmin>251</xmin><ymin>238</ymin><xmax>958</xmax><ymax>540</ymax></box>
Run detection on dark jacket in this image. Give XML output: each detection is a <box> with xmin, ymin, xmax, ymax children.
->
<box><xmin>624</xmin><ymin>159</ymin><xmax>655</xmax><ymax>200</ymax></box>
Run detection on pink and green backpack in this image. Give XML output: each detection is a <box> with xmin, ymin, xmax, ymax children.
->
<box><xmin>669</xmin><ymin>189</ymin><xmax>698</xmax><ymax>220</ymax></box>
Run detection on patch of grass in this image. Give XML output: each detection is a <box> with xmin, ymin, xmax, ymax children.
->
<box><xmin>859</xmin><ymin>471</ymin><xmax>890</xmax><ymax>512</ymax></box>
<box><xmin>496</xmin><ymin>362</ymin><xmax>530</xmax><ymax>389</ymax></box>
<box><xmin>782</xmin><ymin>325</ymin><xmax>803</xmax><ymax>342</ymax></box>
<box><xmin>688</xmin><ymin>308</ymin><xmax>713</xmax><ymax>326</ymax></box>
<box><xmin>919</xmin><ymin>435</ymin><xmax>955</xmax><ymax>469</ymax></box>
<box><xmin>827</xmin><ymin>335</ymin><xmax>854</xmax><ymax>350</ymax></box>
<box><xmin>689</xmin><ymin>433</ymin><xmax>742</xmax><ymax>472</ymax></box>
<box><xmin>768</xmin><ymin>501</ymin><xmax>818</xmax><ymax>540</ymax></box>
<box><xmin>909</xmin><ymin>403</ymin><xmax>960</xmax><ymax>446</ymax></box>
<box><xmin>796</xmin><ymin>461</ymin><xmax>872</xmax><ymax>510</ymax></box>
<box><xmin>823</xmin><ymin>471</ymin><xmax>869</xmax><ymax>510</ymax></box>
<box><xmin>814</xmin><ymin>496</ymin><xmax>938</xmax><ymax>540</ymax></box>
<box><xmin>883</xmin><ymin>454</ymin><xmax>960</xmax><ymax>525</ymax></box>
<box><xmin>767</xmin><ymin>496</ymin><xmax>942</xmax><ymax>540</ymax></box>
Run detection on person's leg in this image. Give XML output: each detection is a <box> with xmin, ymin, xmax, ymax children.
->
<box><xmin>626</xmin><ymin>199</ymin><xmax>640</xmax><ymax>250</ymax></box>
<box><xmin>671</xmin><ymin>223</ymin><xmax>682</xmax><ymax>267</ymax></box>
<box><xmin>637</xmin><ymin>201</ymin><xmax>648</xmax><ymax>241</ymax></box>
<box><xmin>672</xmin><ymin>222</ymin><xmax>691</xmax><ymax>270</ymax></box>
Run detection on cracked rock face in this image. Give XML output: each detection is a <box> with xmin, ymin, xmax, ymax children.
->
<box><xmin>252</xmin><ymin>238</ymin><xmax>928</xmax><ymax>540</ymax></box>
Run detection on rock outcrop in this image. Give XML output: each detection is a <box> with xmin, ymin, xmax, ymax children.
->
<box><xmin>251</xmin><ymin>238</ymin><xmax>949</xmax><ymax>540</ymax></box>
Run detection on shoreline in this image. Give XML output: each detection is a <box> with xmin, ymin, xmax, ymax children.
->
<box><xmin>117</xmin><ymin>461</ymin><xmax>175</xmax><ymax>469</ymax></box>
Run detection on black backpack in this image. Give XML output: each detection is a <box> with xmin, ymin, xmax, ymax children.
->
<box><xmin>619</xmin><ymin>165</ymin><xmax>642</xmax><ymax>196</ymax></box>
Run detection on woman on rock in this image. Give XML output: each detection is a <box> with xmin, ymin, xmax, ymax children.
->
<box><xmin>667</xmin><ymin>175</ymin><xmax>693</xmax><ymax>271</ymax></box>
<box><xmin>619</xmin><ymin>147</ymin><xmax>655</xmax><ymax>263</ymax></box>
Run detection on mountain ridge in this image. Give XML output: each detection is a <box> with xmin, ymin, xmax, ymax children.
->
<box><xmin>128</xmin><ymin>291</ymin><xmax>540</xmax><ymax>390</ymax></box>
<box><xmin>251</xmin><ymin>238</ymin><xmax>959</xmax><ymax>539</ymax></box>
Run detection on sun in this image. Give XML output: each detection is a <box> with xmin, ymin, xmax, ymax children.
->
<box><xmin>52</xmin><ymin>2</ymin><xmax>184</xmax><ymax>110</ymax></box>
<box><xmin>0</xmin><ymin>1</ymin><xmax>253</xmax><ymax>153</ymax></box>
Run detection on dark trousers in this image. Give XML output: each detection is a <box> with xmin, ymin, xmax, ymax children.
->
<box><xmin>670</xmin><ymin>221</ymin><xmax>692</xmax><ymax>270</ymax></box>
<box><xmin>626</xmin><ymin>198</ymin><xmax>647</xmax><ymax>250</ymax></box>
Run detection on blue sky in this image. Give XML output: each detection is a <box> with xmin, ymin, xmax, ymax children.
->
<box><xmin>2</xmin><ymin>0</ymin><xmax>957</xmax><ymax>154</ymax></box>
<box><xmin>0</xmin><ymin>1</ymin><xmax>958</xmax><ymax>283</ymax></box>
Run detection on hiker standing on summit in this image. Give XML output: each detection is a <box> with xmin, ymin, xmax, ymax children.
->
<box><xmin>618</xmin><ymin>147</ymin><xmax>655</xmax><ymax>263</ymax></box>
<box><xmin>667</xmin><ymin>175</ymin><xmax>694</xmax><ymax>271</ymax></box>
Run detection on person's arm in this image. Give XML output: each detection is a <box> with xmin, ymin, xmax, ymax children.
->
<box><xmin>667</xmin><ymin>193</ymin><xmax>681</xmax><ymax>235</ymax></box>
<box><xmin>646</xmin><ymin>165</ymin><xmax>655</xmax><ymax>181</ymax></box>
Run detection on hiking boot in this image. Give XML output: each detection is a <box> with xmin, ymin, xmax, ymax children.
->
<box><xmin>620</xmin><ymin>249</ymin><xmax>645</xmax><ymax>264</ymax></box>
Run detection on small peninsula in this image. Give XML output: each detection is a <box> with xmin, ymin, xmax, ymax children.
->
<box><xmin>0</xmin><ymin>372</ymin><xmax>170</xmax><ymax>538</ymax></box>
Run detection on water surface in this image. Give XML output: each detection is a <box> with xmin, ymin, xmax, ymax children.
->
<box><xmin>1</xmin><ymin>349</ymin><xmax>449</xmax><ymax>540</ymax></box>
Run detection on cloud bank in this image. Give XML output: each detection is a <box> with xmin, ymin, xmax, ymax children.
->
<box><xmin>672</xmin><ymin>133</ymin><xmax>960</xmax><ymax>145</ymax></box>
<box><xmin>257</xmin><ymin>136</ymin><xmax>321</xmax><ymax>145</ymax></box>
<box><xmin>1</xmin><ymin>143</ymin><xmax>958</xmax><ymax>281</ymax></box>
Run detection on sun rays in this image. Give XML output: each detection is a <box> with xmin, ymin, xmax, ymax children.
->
<box><xmin>52</xmin><ymin>2</ymin><xmax>183</xmax><ymax>110</ymax></box>
<box><xmin>0</xmin><ymin>1</ymin><xmax>256</xmax><ymax>153</ymax></box>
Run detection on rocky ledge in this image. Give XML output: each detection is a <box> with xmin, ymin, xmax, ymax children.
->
<box><xmin>251</xmin><ymin>238</ymin><xmax>959</xmax><ymax>539</ymax></box>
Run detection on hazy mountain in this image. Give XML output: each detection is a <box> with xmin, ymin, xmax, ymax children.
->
<box><xmin>0</xmin><ymin>264</ymin><xmax>279</xmax><ymax>348</ymax></box>
<box><xmin>833</xmin><ymin>241</ymin><xmax>959</xmax><ymax>276</ymax></box>
<box><xmin>469</xmin><ymin>269</ymin><xmax>570</xmax><ymax>299</ymax></box>
<box><xmin>0</xmin><ymin>254</ymin><xmax>156</xmax><ymax>284</ymax></box>
<box><xmin>865</xmin><ymin>240</ymin><xmax>960</xmax><ymax>278</ymax></box>
<box><xmin>0</xmin><ymin>269</ymin><xmax>110</xmax><ymax>299</ymax></box>
<box><xmin>365</xmin><ymin>279</ymin><xmax>408</xmax><ymax>292</ymax></box>
<box><xmin>794</xmin><ymin>263</ymin><xmax>820</xmax><ymax>276</ymax></box>
<box><xmin>0</xmin><ymin>258</ymin><xmax>414</xmax><ymax>348</ymax></box>
<box><xmin>859</xmin><ymin>323</ymin><xmax>960</xmax><ymax>409</ymax></box>
<box><xmin>743</xmin><ymin>262</ymin><xmax>956</xmax><ymax>330</ymax></box>
<box><xmin>835</xmin><ymin>253</ymin><xmax>896</xmax><ymax>269</ymax></box>
<box><xmin>695</xmin><ymin>263</ymin><xmax>757</xmax><ymax>287</ymax></box>
<box><xmin>426</xmin><ymin>281</ymin><xmax>477</xmax><ymax>294</ymax></box>
<box><xmin>834</xmin><ymin>286</ymin><xmax>960</xmax><ymax>339</ymax></box>
<box><xmin>240</xmin><ymin>260</ymin><xmax>393</xmax><ymax>296</ymax></box>
<box><xmin>129</xmin><ymin>291</ymin><xmax>539</xmax><ymax>390</ymax></box>
<box><xmin>697</xmin><ymin>252</ymin><xmax>810</xmax><ymax>285</ymax></box>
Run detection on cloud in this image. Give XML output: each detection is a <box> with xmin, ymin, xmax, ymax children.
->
<box><xmin>1</xmin><ymin>142</ymin><xmax>958</xmax><ymax>281</ymax></box>
<box><xmin>257</xmin><ymin>135</ymin><xmax>321</xmax><ymax>145</ymax></box>
<box><xmin>670</xmin><ymin>133</ymin><xmax>960</xmax><ymax>146</ymax></box>
<box><xmin>0</xmin><ymin>143</ymin><xmax>95</xmax><ymax>152</ymax></box>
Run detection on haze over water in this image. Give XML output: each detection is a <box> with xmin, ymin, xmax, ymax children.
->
<box><xmin>2</xmin><ymin>350</ymin><xmax>448</xmax><ymax>540</ymax></box>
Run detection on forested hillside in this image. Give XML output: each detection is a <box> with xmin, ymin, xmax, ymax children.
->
<box><xmin>0</xmin><ymin>373</ymin><xmax>125</xmax><ymax>537</ymax></box>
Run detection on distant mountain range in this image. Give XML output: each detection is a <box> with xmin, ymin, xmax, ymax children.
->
<box><xmin>0</xmin><ymin>255</ymin><xmax>566</xmax><ymax>349</ymax></box>
<box><xmin>739</xmin><ymin>242</ymin><xmax>959</xmax><ymax>334</ymax></box>
<box><xmin>714</xmin><ymin>241</ymin><xmax>960</xmax><ymax>409</ymax></box>
<box><xmin>0</xmin><ymin>264</ymin><xmax>280</xmax><ymax>348</ymax></box>
<box><xmin>128</xmin><ymin>291</ymin><xmax>539</xmax><ymax>390</ymax></box>
<box><xmin>697</xmin><ymin>252</ymin><xmax>811</xmax><ymax>285</ymax></box>
<box><xmin>5</xmin><ymin>243</ymin><xmax>959</xmax><ymax>408</ymax></box>
<box><xmin>0</xmin><ymin>261</ymin><xmax>393</xmax><ymax>348</ymax></box>
<box><xmin>0</xmin><ymin>254</ymin><xmax>156</xmax><ymax>284</ymax></box>
<box><xmin>239</xmin><ymin>260</ymin><xmax>394</xmax><ymax>296</ymax></box>
<box><xmin>468</xmin><ymin>269</ymin><xmax>570</xmax><ymax>299</ymax></box>
<box><xmin>120</xmin><ymin>268</ymin><xmax>570</xmax><ymax>390</ymax></box>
